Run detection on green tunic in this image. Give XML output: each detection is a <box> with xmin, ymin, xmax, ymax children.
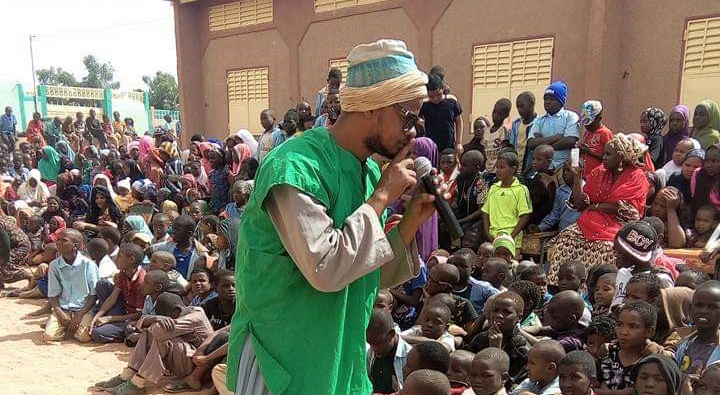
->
<box><xmin>227</xmin><ymin>127</ymin><xmax>384</xmax><ymax>395</ymax></box>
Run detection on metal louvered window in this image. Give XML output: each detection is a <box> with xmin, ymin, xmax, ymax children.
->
<box><xmin>228</xmin><ymin>67</ymin><xmax>269</xmax><ymax>134</ymax></box>
<box><xmin>209</xmin><ymin>0</ymin><xmax>273</xmax><ymax>31</ymax></box>
<box><xmin>471</xmin><ymin>37</ymin><xmax>553</xmax><ymax>122</ymax></box>
<box><xmin>680</xmin><ymin>17</ymin><xmax>720</xmax><ymax>109</ymax></box>
<box><xmin>314</xmin><ymin>0</ymin><xmax>395</xmax><ymax>13</ymax></box>
<box><xmin>329</xmin><ymin>58</ymin><xmax>349</xmax><ymax>82</ymax></box>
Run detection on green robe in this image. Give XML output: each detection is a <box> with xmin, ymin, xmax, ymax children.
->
<box><xmin>227</xmin><ymin>127</ymin><xmax>384</xmax><ymax>395</ymax></box>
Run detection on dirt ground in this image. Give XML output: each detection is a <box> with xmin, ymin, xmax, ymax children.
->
<box><xmin>0</xmin><ymin>292</ymin><xmax>210</xmax><ymax>395</ymax></box>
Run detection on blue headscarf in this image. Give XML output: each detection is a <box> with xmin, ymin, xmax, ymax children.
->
<box><xmin>545</xmin><ymin>81</ymin><xmax>568</xmax><ymax>107</ymax></box>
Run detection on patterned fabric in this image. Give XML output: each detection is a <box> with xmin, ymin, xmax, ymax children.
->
<box><xmin>581</xmin><ymin>100</ymin><xmax>603</xmax><ymax>126</ymax></box>
<box><xmin>608</xmin><ymin>134</ymin><xmax>648</xmax><ymax>167</ymax></box>
<box><xmin>600</xmin><ymin>343</ymin><xmax>640</xmax><ymax>390</ymax></box>
<box><xmin>0</xmin><ymin>216</ymin><xmax>31</xmax><ymax>283</ymax></box>
<box><xmin>547</xmin><ymin>224</ymin><xmax>617</xmax><ymax>284</ymax></box>
<box><xmin>643</xmin><ymin>107</ymin><xmax>667</xmax><ymax>136</ymax></box>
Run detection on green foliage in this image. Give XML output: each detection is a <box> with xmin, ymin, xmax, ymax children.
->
<box><xmin>81</xmin><ymin>55</ymin><xmax>120</xmax><ymax>89</ymax></box>
<box><xmin>143</xmin><ymin>71</ymin><xmax>179</xmax><ymax>111</ymax></box>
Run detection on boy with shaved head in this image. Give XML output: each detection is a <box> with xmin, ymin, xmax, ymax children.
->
<box><xmin>511</xmin><ymin>340</ymin><xmax>566</xmax><ymax>395</ymax></box>
<box><xmin>401</xmin><ymin>369</ymin><xmax>451</xmax><ymax>395</ymax></box>
<box><xmin>44</xmin><ymin>229</ymin><xmax>99</xmax><ymax>342</ymax></box>
<box><xmin>366</xmin><ymin>308</ymin><xmax>412</xmax><ymax>393</ymax></box>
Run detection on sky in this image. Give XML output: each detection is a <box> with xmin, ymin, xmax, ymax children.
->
<box><xmin>1</xmin><ymin>0</ymin><xmax>177</xmax><ymax>91</ymax></box>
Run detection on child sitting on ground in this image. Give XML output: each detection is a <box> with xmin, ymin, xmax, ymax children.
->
<box><xmin>523</xmin><ymin>144</ymin><xmax>558</xmax><ymax>226</ymax></box>
<box><xmin>188</xmin><ymin>267</ymin><xmax>217</xmax><ymax>306</ymax></box>
<box><xmin>366</xmin><ymin>308</ymin><xmax>412</xmax><ymax>394</ymax></box>
<box><xmin>493</xmin><ymin>234</ymin><xmax>518</xmax><ymax>279</ymax></box>
<box><xmin>481</xmin><ymin>258</ymin><xmax>510</xmax><ymax>292</ymax></box>
<box><xmin>687</xmin><ymin>205</ymin><xmax>720</xmax><ymax>248</ymax></box>
<box><xmin>511</xmin><ymin>339</ymin><xmax>565</xmax><ymax>395</ymax></box>
<box><xmin>675</xmin><ymin>280</ymin><xmax>720</xmax><ymax>376</ymax></box>
<box><xmin>402</xmin><ymin>369</ymin><xmax>452</xmax><ymax>395</ymax></box>
<box><xmin>448</xmin><ymin>350</ymin><xmax>475</xmax><ymax>394</ymax></box>
<box><xmin>148</xmin><ymin>250</ymin><xmax>188</xmax><ymax>293</ymax></box>
<box><xmin>624</xmin><ymin>272</ymin><xmax>662</xmax><ymax>305</ymax></box>
<box><xmin>585</xmin><ymin>315</ymin><xmax>618</xmax><ymax>359</ymax></box>
<box><xmin>201</xmin><ymin>269</ymin><xmax>235</xmax><ymax>330</ymax></box>
<box><xmin>509</xmin><ymin>280</ymin><xmax>544</xmax><ymax>328</ymax></box>
<box><xmin>592</xmin><ymin>272</ymin><xmax>617</xmax><ymax>318</ymax></box>
<box><xmin>674</xmin><ymin>268</ymin><xmax>710</xmax><ymax>289</ymax></box>
<box><xmin>450</xmin><ymin>248</ymin><xmax>498</xmax><ymax>312</ymax></box>
<box><xmin>520</xmin><ymin>265</ymin><xmax>552</xmax><ymax>310</ymax></box>
<box><xmin>470</xmin><ymin>291</ymin><xmax>530</xmax><ymax>386</ymax></box>
<box><xmin>469</xmin><ymin>347</ymin><xmax>510</xmax><ymax>395</ymax></box>
<box><xmin>557</xmin><ymin>261</ymin><xmax>592</xmax><ymax>327</ymax></box>
<box><xmin>472</xmin><ymin>242</ymin><xmax>494</xmax><ymax>281</ymax></box>
<box><xmin>87</xmin><ymin>237</ymin><xmax>118</xmax><ymax>283</ymax></box>
<box><xmin>403</xmin><ymin>340</ymin><xmax>451</xmax><ymax>378</ymax></box>
<box><xmin>402</xmin><ymin>302</ymin><xmax>456</xmax><ymax>352</ymax></box>
<box><xmin>94</xmin><ymin>292</ymin><xmax>214</xmax><ymax>395</ymax></box>
<box><xmin>598</xmin><ymin>301</ymin><xmax>657</xmax><ymax>395</ymax></box>
<box><xmin>527</xmin><ymin>290</ymin><xmax>586</xmax><ymax>352</ymax></box>
<box><xmin>90</xmin><ymin>243</ymin><xmax>147</xmax><ymax>343</ymax></box>
<box><xmin>558</xmin><ymin>351</ymin><xmax>597</xmax><ymax>395</ymax></box>
<box><xmin>482</xmin><ymin>152</ymin><xmax>532</xmax><ymax>256</ymax></box>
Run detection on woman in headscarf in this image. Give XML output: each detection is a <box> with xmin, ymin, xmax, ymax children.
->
<box><xmin>124</xmin><ymin>158</ymin><xmax>145</xmax><ymax>182</ymax></box>
<box><xmin>139</xmin><ymin>135</ymin><xmax>153</xmax><ymax>164</ymax></box>
<box><xmin>55</xmin><ymin>140</ymin><xmax>76</xmax><ymax>165</ymax></box>
<box><xmin>216</xmin><ymin>217</ymin><xmax>240</xmax><ymax>270</ymax></box>
<box><xmin>80</xmin><ymin>145</ymin><xmax>100</xmax><ymax>185</ymax></box>
<box><xmin>692</xmin><ymin>99</ymin><xmax>720</xmax><ymax>150</ymax></box>
<box><xmin>123</xmin><ymin>215</ymin><xmax>153</xmax><ymax>238</ymax></box>
<box><xmin>664</xmin><ymin>105</ymin><xmax>691</xmax><ymax>162</ymax></box>
<box><xmin>41</xmin><ymin>196</ymin><xmax>66</xmax><ymax>223</ymax></box>
<box><xmin>230</xmin><ymin>143</ymin><xmax>253</xmax><ymax>179</ymax></box>
<box><xmin>640</xmin><ymin>107</ymin><xmax>667</xmax><ymax>168</ymax></box>
<box><xmin>115</xmin><ymin>177</ymin><xmax>137</xmax><ymax>213</ymax></box>
<box><xmin>25</xmin><ymin>112</ymin><xmax>46</xmax><ymax>146</ymax></box>
<box><xmin>668</xmin><ymin>148</ymin><xmax>705</xmax><ymax>203</ymax></box>
<box><xmin>691</xmin><ymin>143</ymin><xmax>720</xmax><ymax>214</ymax></box>
<box><xmin>234</xmin><ymin>129</ymin><xmax>259</xmax><ymax>156</ymax></box>
<box><xmin>146</xmin><ymin>144</ymin><xmax>167</xmax><ymax>185</ymax></box>
<box><xmin>38</xmin><ymin>146</ymin><xmax>62</xmax><ymax>183</ymax></box>
<box><xmin>390</xmin><ymin>137</ymin><xmax>439</xmax><ymax>261</ymax></box>
<box><xmin>161</xmin><ymin>199</ymin><xmax>178</xmax><ymax>214</ymax></box>
<box><xmin>547</xmin><ymin>134</ymin><xmax>649</xmax><ymax>283</ymax></box>
<box><xmin>654</xmin><ymin>286</ymin><xmax>693</xmax><ymax>346</ymax></box>
<box><xmin>159</xmin><ymin>141</ymin><xmax>183</xmax><ymax>194</ymax></box>
<box><xmin>92</xmin><ymin>173</ymin><xmax>117</xmax><ymax>202</ymax></box>
<box><xmin>17</xmin><ymin>169</ymin><xmax>50</xmax><ymax>206</ymax></box>
<box><xmin>74</xmin><ymin>185</ymin><xmax>123</xmax><ymax>233</ymax></box>
<box><xmin>62</xmin><ymin>115</ymin><xmax>81</xmax><ymax>153</ymax></box>
<box><xmin>0</xmin><ymin>216</ymin><xmax>33</xmax><ymax>289</ymax></box>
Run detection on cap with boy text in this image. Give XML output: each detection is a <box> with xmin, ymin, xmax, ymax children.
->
<box><xmin>616</xmin><ymin>221</ymin><xmax>658</xmax><ymax>263</ymax></box>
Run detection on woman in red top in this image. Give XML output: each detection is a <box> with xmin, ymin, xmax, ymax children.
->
<box><xmin>547</xmin><ymin>134</ymin><xmax>649</xmax><ymax>283</ymax></box>
<box><xmin>25</xmin><ymin>112</ymin><xmax>46</xmax><ymax>146</ymax></box>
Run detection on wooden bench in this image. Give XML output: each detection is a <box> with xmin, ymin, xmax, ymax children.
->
<box><xmin>664</xmin><ymin>248</ymin><xmax>717</xmax><ymax>275</ymax></box>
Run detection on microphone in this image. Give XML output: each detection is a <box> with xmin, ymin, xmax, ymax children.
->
<box><xmin>414</xmin><ymin>156</ymin><xmax>464</xmax><ymax>241</ymax></box>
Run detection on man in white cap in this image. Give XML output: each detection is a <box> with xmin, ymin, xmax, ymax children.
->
<box><xmin>214</xmin><ymin>40</ymin><xmax>443</xmax><ymax>395</ymax></box>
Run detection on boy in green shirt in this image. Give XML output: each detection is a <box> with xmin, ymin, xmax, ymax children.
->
<box><xmin>481</xmin><ymin>152</ymin><xmax>532</xmax><ymax>256</ymax></box>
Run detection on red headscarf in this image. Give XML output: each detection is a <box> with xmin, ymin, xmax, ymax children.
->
<box><xmin>48</xmin><ymin>216</ymin><xmax>67</xmax><ymax>243</ymax></box>
<box><xmin>232</xmin><ymin>144</ymin><xmax>253</xmax><ymax>176</ymax></box>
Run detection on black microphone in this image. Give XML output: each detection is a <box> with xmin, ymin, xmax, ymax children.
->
<box><xmin>414</xmin><ymin>156</ymin><xmax>464</xmax><ymax>241</ymax></box>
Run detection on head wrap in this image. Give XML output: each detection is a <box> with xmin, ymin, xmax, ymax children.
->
<box><xmin>643</xmin><ymin>107</ymin><xmax>668</xmax><ymax>136</ymax></box>
<box><xmin>38</xmin><ymin>146</ymin><xmax>62</xmax><ymax>182</ymax></box>
<box><xmin>232</xmin><ymin>144</ymin><xmax>253</xmax><ymax>176</ymax></box>
<box><xmin>631</xmin><ymin>355</ymin><xmax>681</xmax><ymax>395</ymax></box>
<box><xmin>139</xmin><ymin>136</ymin><xmax>153</xmax><ymax>162</ymax></box>
<box><xmin>162</xmin><ymin>200</ymin><xmax>178</xmax><ymax>213</ymax></box>
<box><xmin>581</xmin><ymin>100</ymin><xmax>603</xmax><ymax>126</ymax></box>
<box><xmin>47</xmin><ymin>216</ymin><xmax>67</xmax><ymax>243</ymax></box>
<box><xmin>92</xmin><ymin>174</ymin><xmax>117</xmax><ymax>201</ymax></box>
<box><xmin>218</xmin><ymin>217</ymin><xmax>240</xmax><ymax>252</ymax></box>
<box><xmin>413</xmin><ymin>137</ymin><xmax>438</xmax><ymax>167</ymax></box>
<box><xmin>116</xmin><ymin>177</ymin><xmax>132</xmax><ymax>192</ymax></box>
<box><xmin>125</xmin><ymin>215</ymin><xmax>153</xmax><ymax>238</ymax></box>
<box><xmin>55</xmin><ymin>140</ymin><xmax>75</xmax><ymax>163</ymax></box>
<box><xmin>670</xmin><ymin>105</ymin><xmax>690</xmax><ymax>135</ymax></box>
<box><xmin>493</xmin><ymin>233</ymin><xmax>516</xmax><ymax>254</ymax></box>
<box><xmin>159</xmin><ymin>141</ymin><xmax>177</xmax><ymax>159</ymax></box>
<box><xmin>685</xmin><ymin>148</ymin><xmax>705</xmax><ymax>162</ymax></box>
<box><xmin>208</xmin><ymin>138</ymin><xmax>223</xmax><ymax>147</ymax></box>
<box><xmin>234</xmin><ymin>129</ymin><xmax>258</xmax><ymax>156</ymax></box>
<box><xmin>18</xmin><ymin>169</ymin><xmax>50</xmax><ymax>204</ymax></box>
<box><xmin>340</xmin><ymin>39</ymin><xmax>428</xmax><ymax>112</ymax></box>
<box><xmin>240</xmin><ymin>179</ymin><xmax>254</xmax><ymax>195</ymax></box>
<box><xmin>544</xmin><ymin>81</ymin><xmax>568</xmax><ymax>107</ymax></box>
<box><xmin>608</xmin><ymin>134</ymin><xmax>648</xmax><ymax>167</ymax></box>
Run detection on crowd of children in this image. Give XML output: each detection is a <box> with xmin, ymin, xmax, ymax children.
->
<box><xmin>0</xmin><ymin>61</ymin><xmax>719</xmax><ymax>395</ymax></box>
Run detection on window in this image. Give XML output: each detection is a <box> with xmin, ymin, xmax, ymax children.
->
<box><xmin>329</xmin><ymin>58</ymin><xmax>349</xmax><ymax>82</ymax></box>
<box><xmin>471</xmin><ymin>37</ymin><xmax>553</xmax><ymax>123</ymax></box>
<box><xmin>314</xmin><ymin>0</ymin><xmax>395</xmax><ymax>13</ymax></box>
<box><xmin>227</xmin><ymin>67</ymin><xmax>269</xmax><ymax>134</ymax></box>
<box><xmin>209</xmin><ymin>0</ymin><xmax>273</xmax><ymax>31</ymax></box>
<box><xmin>680</xmin><ymin>17</ymin><xmax>720</xmax><ymax>109</ymax></box>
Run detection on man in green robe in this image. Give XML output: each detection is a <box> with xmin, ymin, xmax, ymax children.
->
<box><xmin>224</xmin><ymin>39</ymin><xmax>444</xmax><ymax>395</ymax></box>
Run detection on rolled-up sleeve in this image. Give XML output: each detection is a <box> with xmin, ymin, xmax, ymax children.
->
<box><xmin>266</xmin><ymin>184</ymin><xmax>421</xmax><ymax>293</ymax></box>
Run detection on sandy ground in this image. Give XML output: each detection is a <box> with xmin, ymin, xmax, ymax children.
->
<box><xmin>0</xmin><ymin>290</ymin><xmax>210</xmax><ymax>395</ymax></box>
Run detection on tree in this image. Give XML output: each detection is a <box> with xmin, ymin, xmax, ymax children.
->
<box><xmin>36</xmin><ymin>67</ymin><xmax>80</xmax><ymax>86</ymax></box>
<box><xmin>81</xmin><ymin>55</ymin><xmax>120</xmax><ymax>89</ymax></box>
<box><xmin>143</xmin><ymin>71</ymin><xmax>179</xmax><ymax>111</ymax></box>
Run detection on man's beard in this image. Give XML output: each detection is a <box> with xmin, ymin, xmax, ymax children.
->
<box><xmin>364</xmin><ymin>134</ymin><xmax>396</xmax><ymax>160</ymax></box>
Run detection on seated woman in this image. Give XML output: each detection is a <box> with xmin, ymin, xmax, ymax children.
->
<box><xmin>547</xmin><ymin>134</ymin><xmax>649</xmax><ymax>283</ymax></box>
<box><xmin>668</xmin><ymin>148</ymin><xmax>704</xmax><ymax>203</ymax></box>
<box><xmin>38</xmin><ymin>146</ymin><xmax>62</xmax><ymax>184</ymax></box>
<box><xmin>16</xmin><ymin>169</ymin><xmax>50</xmax><ymax>208</ymax></box>
<box><xmin>41</xmin><ymin>196</ymin><xmax>66</xmax><ymax>223</ymax></box>
<box><xmin>73</xmin><ymin>186</ymin><xmax>124</xmax><ymax>234</ymax></box>
<box><xmin>691</xmin><ymin>143</ymin><xmax>720</xmax><ymax>215</ymax></box>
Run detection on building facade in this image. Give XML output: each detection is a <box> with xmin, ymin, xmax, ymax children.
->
<box><xmin>172</xmin><ymin>0</ymin><xmax>720</xmax><ymax>143</ymax></box>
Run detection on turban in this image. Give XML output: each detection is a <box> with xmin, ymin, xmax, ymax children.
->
<box><xmin>340</xmin><ymin>39</ymin><xmax>428</xmax><ymax>112</ymax></box>
<box><xmin>544</xmin><ymin>81</ymin><xmax>568</xmax><ymax>107</ymax></box>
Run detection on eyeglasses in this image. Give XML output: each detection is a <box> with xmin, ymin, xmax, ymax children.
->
<box><xmin>394</xmin><ymin>104</ymin><xmax>420</xmax><ymax>132</ymax></box>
